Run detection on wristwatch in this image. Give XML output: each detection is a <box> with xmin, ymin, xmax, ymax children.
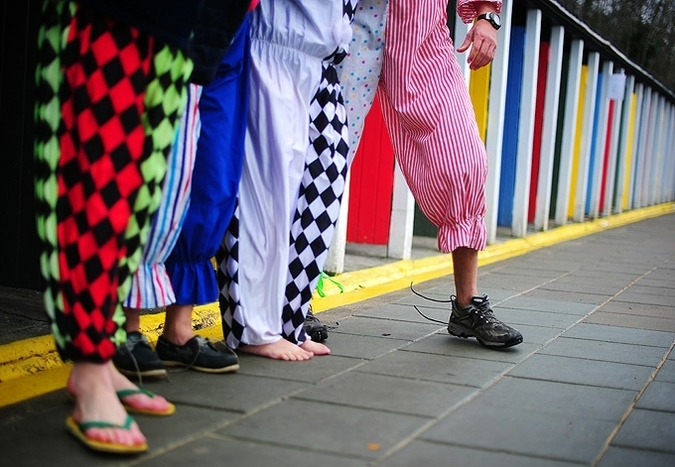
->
<box><xmin>477</xmin><ymin>12</ymin><xmax>501</xmax><ymax>30</ymax></box>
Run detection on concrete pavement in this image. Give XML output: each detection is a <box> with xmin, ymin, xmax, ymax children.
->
<box><xmin>1</xmin><ymin>208</ymin><xmax>674</xmax><ymax>466</ymax></box>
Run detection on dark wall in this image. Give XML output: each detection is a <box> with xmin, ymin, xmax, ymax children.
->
<box><xmin>0</xmin><ymin>1</ymin><xmax>43</xmax><ymax>290</ymax></box>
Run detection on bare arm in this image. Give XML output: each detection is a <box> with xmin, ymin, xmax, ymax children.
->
<box><xmin>456</xmin><ymin>1</ymin><xmax>499</xmax><ymax>70</ymax></box>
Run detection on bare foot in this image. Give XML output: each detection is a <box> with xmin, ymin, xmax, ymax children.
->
<box><xmin>110</xmin><ymin>366</ymin><xmax>173</xmax><ymax>414</ymax></box>
<box><xmin>239</xmin><ymin>339</ymin><xmax>314</xmax><ymax>361</ymax></box>
<box><xmin>67</xmin><ymin>361</ymin><xmax>146</xmax><ymax>448</ymax></box>
<box><xmin>300</xmin><ymin>340</ymin><xmax>331</xmax><ymax>356</ymax></box>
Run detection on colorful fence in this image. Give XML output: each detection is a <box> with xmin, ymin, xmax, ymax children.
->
<box><xmin>326</xmin><ymin>0</ymin><xmax>675</xmax><ymax>273</ymax></box>
<box><xmin>479</xmin><ymin>0</ymin><xmax>675</xmax><ymax>239</ymax></box>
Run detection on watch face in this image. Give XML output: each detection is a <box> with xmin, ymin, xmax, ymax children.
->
<box><xmin>489</xmin><ymin>12</ymin><xmax>501</xmax><ymax>27</ymax></box>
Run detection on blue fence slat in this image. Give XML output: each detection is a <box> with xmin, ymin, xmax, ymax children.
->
<box><xmin>586</xmin><ymin>72</ymin><xmax>603</xmax><ymax>214</ymax></box>
<box><xmin>498</xmin><ymin>26</ymin><xmax>526</xmax><ymax>226</ymax></box>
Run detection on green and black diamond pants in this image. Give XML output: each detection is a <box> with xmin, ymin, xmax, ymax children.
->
<box><xmin>34</xmin><ymin>0</ymin><xmax>192</xmax><ymax>362</ymax></box>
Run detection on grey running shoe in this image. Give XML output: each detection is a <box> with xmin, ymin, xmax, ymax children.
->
<box><xmin>156</xmin><ymin>335</ymin><xmax>239</xmax><ymax>373</ymax></box>
<box><xmin>447</xmin><ymin>295</ymin><xmax>523</xmax><ymax>348</ymax></box>
<box><xmin>304</xmin><ymin>308</ymin><xmax>329</xmax><ymax>342</ymax></box>
<box><xmin>113</xmin><ymin>331</ymin><xmax>167</xmax><ymax>378</ymax></box>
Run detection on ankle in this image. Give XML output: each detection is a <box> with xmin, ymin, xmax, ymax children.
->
<box><xmin>67</xmin><ymin>361</ymin><xmax>113</xmax><ymax>396</ymax></box>
<box><xmin>454</xmin><ymin>296</ymin><xmax>472</xmax><ymax>310</ymax></box>
<box><xmin>163</xmin><ymin>304</ymin><xmax>196</xmax><ymax>346</ymax></box>
<box><xmin>160</xmin><ymin>331</ymin><xmax>195</xmax><ymax>347</ymax></box>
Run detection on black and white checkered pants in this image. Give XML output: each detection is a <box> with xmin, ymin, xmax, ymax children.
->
<box><xmin>218</xmin><ymin>0</ymin><xmax>356</xmax><ymax>348</ymax></box>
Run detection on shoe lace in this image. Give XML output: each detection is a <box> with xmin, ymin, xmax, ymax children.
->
<box><xmin>306</xmin><ymin>306</ymin><xmax>339</xmax><ymax>331</ymax></box>
<box><xmin>119</xmin><ymin>336</ymin><xmax>145</xmax><ymax>385</ymax></box>
<box><xmin>170</xmin><ymin>336</ymin><xmax>238</xmax><ymax>374</ymax></box>
<box><xmin>121</xmin><ymin>335</ymin><xmax>173</xmax><ymax>383</ymax></box>
<box><xmin>410</xmin><ymin>282</ymin><xmax>452</xmax><ymax>325</ymax></box>
<box><xmin>468</xmin><ymin>297</ymin><xmax>499</xmax><ymax>326</ymax></box>
<box><xmin>171</xmin><ymin>336</ymin><xmax>211</xmax><ymax>374</ymax></box>
<box><xmin>315</xmin><ymin>271</ymin><xmax>344</xmax><ymax>298</ymax></box>
<box><xmin>306</xmin><ymin>309</ymin><xmax>321</xmax><ymax>323</ymax></box>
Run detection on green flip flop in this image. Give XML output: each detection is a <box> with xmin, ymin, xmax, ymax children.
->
<box><xmin>65</xmin><ymin>415</ymin><xmax>148</xmax><ymax>454</ymax></box>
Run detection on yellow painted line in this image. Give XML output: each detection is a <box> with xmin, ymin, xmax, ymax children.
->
<box><xmin>0</xmin><ymin>364</ymin><xmax>71</xmax><ymax>407</ymax></box>
<box><xmin>1</xmin><ymin>202</ymin><xmax>673</xmax><ymax>407</ymax></box>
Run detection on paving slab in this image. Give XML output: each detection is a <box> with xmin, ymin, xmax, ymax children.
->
<box><xmin>635</xmin><ymin>276</ymin><xmax>675</xmax><ymax>288</ymax></box>
<box><xmin>537</xmin><ymin>336</ymin><xmax>669</xmax><ymax>367</ymax></box>
<box><xmin>561</xmin><ymin>322</ymin><xmax>675</xmax><ymax>348</ymax></box>
<box><xmin>328</xmin><ymin>314</ymin><xmax>443</xmax><ymax>341</ymax></box>
<box><xmin>536</xmin><ymin>275</ymin><xmax>629</xmax><ymax>296</ymax></box>
<box><xmin>627</xmin><ymin>283</ymin><xmax>675</xmax><ymax>297</ymax></box>
<box><xmin>508</xmin><ymin>323</ymin><xmax>565</xmax><ymax>345</ymax></box>
<box><xmin>569</xmin><ymin>268</ymin><xmax>645</xmax><ymax>282</ymax></box>
<box><xmin>474</xmin><ymin>376</ymin><xmax>636</xmax><ymax>422</ymax></box>
<box><xmin>499</xmin><ymin>296</ymin><xmax>597</xmax><ymax>315</ymax></box>
<box><xmin>490</xmin><ymin>307</ymin><xmax>583</xmax><ymax>329</ymax></box>
<box><xmin>294</xmin><ymin>371</ymin><xmax>477</xmax><ymax>417</ymax></box>
<box><xmin>354</xmin><ymin>301</ymin><xmax>446</xmax><ymax>323</ymax></box>
<box><xmin>488</xmin><ymin>259</ymin><xmax>578</xmax><ymax>276</ymax></box>
<box><xmin>655</xmin><ymin>360</ymin><xmax>675</xmax><ymax>383</ymax></box>
<box><xmin>597</xmin><ymin>300</ymin><xmax>674</xmax><ymax>319</ymax></box>
<box><xmin>611</xmin><ymin>409</ymin><xmax>675</xmax><ymax>453</ymax></box>
<box><xmin>508</xmin><ymin>353</ymin><xmax>655</xmax><ymax>391</ymax></box>
<box><xmin>475</xmin><ymin>273</ymin><xmax>563</xmax><ymax>292</ymax></box>
<box><xmin>523</xmin><ymin>288</ymin><xmax>614</xmax><ymax>305</ymax></box>
<box><xmin>591</xmin><ymin>260</ymin><xmax>665</xmax><ymax>275</ymax></box>
<box><xmin>358</xmin><ymin>348</ymin><xmax>515</xmax><ymax>387</ymax></box>
<box><xmin>377</xmin><ymin>440</ymin><xmax>582</xmax><ymax>467</ymax></box>
<box><xmin>319</xmin><ymin>330</ymin><xmax>410</xmax><ymax>360</ymax></box>
<box><xmin>634</xmin><ymin>381</ymin><xmax>675</xmax><ymax>412</ymax></box>
<box><xmin>216</xmin><ymin>398</ymin><xmax>430</xmax><ymax>460</ymax></box>
<box><xmin>420</xmin><ymin>404</ymin><xmax>617</xmax><ymax>464</ymax></box>
<box><xmin>234</xmin><ymin>353</ymin><xmax>363</xmax><ymax>383</ymax></box>
<box><xmin>598</xmin><ymin>446</ymin><xmax>675</xmax><ymax>467</ymax></box>
<box><xmin>150</xmin><ymin>371</ymin><xmax>309</xmax><ymax>414</ymax></box>
<box><xmin>402</xmin><ymin>332</ymin><xmax>536</xmax><ymax>364</ymax></box>
<box><xmin>139</xmin><ymin>436</ymin><xmax>367</xmax><ymax>467</ymax></box>
<box><xmin>612</xmin><ymin>290</ymin><xmax>675</xmax><ymax>307</ymax></box>
<box><xmin>584</xmin><ymin>310</ymin><xmax>675</xmax><ymax>333</ymax></box>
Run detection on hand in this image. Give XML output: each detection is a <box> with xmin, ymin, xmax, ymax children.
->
<box><xmin>456</xmin><ymin>20</ymin><xmax>498</xmax><ymax>70</ymax></box>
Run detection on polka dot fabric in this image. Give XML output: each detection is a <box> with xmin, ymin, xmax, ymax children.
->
<box><xmin>337</xmin><ymin>0</ymin><xmax>388</xmax><ymax>162</ymax></box>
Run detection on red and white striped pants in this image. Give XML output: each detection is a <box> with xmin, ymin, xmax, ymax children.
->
<box><xmin>341</xmin><ymin>0</ymin><xmax>500</xmax><ymax>253</ymax></box>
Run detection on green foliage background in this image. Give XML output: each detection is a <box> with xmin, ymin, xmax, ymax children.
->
<box><xmin>558</xmin><ymin>0</ymin><xmax>675</xmax><ymax>91</ymax></box>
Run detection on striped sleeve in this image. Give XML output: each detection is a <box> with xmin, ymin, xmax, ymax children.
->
<box><xmin>457</xmin><ymin>0</ymin><xmax>502</xmax><ymax>24</ymax></box>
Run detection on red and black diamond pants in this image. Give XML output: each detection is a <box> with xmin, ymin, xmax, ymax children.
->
<box><xmin>34</xmin><ymin>0</ymin><xmax>192</xmax><ymax>362</ymax></box>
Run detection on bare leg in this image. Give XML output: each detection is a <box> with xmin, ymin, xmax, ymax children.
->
<box><xmin>452</xmin><ymin>247</ymin><xmax>479</xmax><ymax>307</ymax></box>
<box><xmin>239</xmin><ymin>339</ymin><xmax>314</xmax><ymax>361</ymax></box>
<box><xmin>448</xmin><ymin>247</ymin><xmax>523</xmax><ymax>348</ymax></box>
<box><xmin>163</xmin><ymin>304</ymin><xmax>196</xmax><ymax>345</ymax></box>
<box><xmin>67</xmin><ymin>361</ymin><xmax>146</xmax><ymax>447</ymax></box>
<box><xmin>122</xmin><ymin>307</ymin><xmax>141</xmax><ymax>332</ymax></box>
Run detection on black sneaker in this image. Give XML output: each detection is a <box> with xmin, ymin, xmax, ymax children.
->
<box><xmin>113</xmin><ymin>331</ymin><xmax>167</xmax><ymax>378</ymax></box>
<box><xmin>304</xmin><ymin>308</ymin><xmax>328</xmax><ymax>342</ymax></box>
<box><xmin>447</xmin><ymin>295</ymin><xmax>523</xmax><ymax>348</ymax></box>
<box><xmin>156</xmin><ymin>335</ymin><xmax>239</xmax><ymax>373</ymax></box>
